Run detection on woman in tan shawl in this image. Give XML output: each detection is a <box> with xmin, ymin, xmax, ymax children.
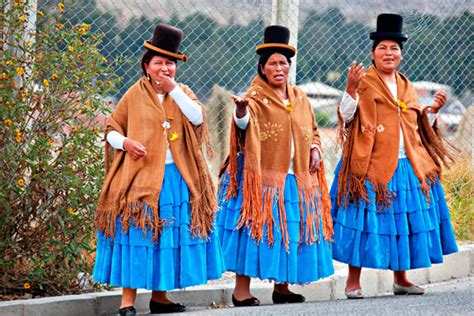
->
<box><xmin>92</xmin><ymin>24</ymin><xmax>225</xmax><ymax>315</ymax></box>
<box><xmin>331</xmin><ymin>14</ymin><xmax>458</xmax><ymax>299</ymax></box>
<box><xmin>217</xmin><ymin>25</ymin><xmax>334</xmax><ymax>307</ymax></box>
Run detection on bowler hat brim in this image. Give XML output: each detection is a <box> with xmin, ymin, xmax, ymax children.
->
<box><xmin>144</xmin><ymin>41</ymin><xmax>188</xmax><ymax>62</ymax></box>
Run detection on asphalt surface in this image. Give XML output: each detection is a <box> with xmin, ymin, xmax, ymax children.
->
<box><xmin>134</xmin><ymin>276</ymin><xmax>474</xmax><ymax>316</ymax></box>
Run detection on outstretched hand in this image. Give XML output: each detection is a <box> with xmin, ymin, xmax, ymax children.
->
<box><xmin>430</xmin><ymin>90</ymin><xmax>447</xmax><ymax>113</ymax></box>
<box><xmin>231</xmin><ymin>95</ymin><xmax>249</xmax><ymax>118</ymax></box>
<box><xmin>345</xmin><ymin>61</ymin><xmax>365</xmax><ymax>99</ymax></box>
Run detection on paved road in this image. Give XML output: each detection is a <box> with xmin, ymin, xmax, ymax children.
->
<box><xmin>141</xmin><ymin>277</ymin><xmax>474</xmax><ymax>316</ymax></box>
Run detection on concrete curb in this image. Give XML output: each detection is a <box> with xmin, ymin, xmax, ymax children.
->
<box><xmin>1</xmin><ymin>244</ymin><xmax>473</xmax><ymax>316</ymax></box>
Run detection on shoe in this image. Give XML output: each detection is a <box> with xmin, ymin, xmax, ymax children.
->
<box><xmin>393</xmin><ymin>283</ymin><xmax>425</xmax><ymax>295</ymax></box>
<box><xmin>272</xmin><ymin>291</ymin><xmax>305</xmax><ymax>304</ymax></box>
<box><xmin>344</xmin><ymin>289</ymin><xmax>365</xmax><ymax>299</ymax></box>
<box><xmin>118</xmin><ymin>306</ymin><xmax>136</xmax><ymax>316</ymax></box>
<box><xmin>149</xmin><ymin>299</ymin><xmax>186</xmax><ymax>314</ymax></box>
<box><xmin>231</xmin><ymin>294</ymin><xmax>260</xmax><ymax>307</ymax></box>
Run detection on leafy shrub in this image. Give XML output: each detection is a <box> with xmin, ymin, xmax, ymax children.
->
<box><xmin>1</xmin><ymin>0</ymin><xmax>117</xmax><ymax>296</ymax></box>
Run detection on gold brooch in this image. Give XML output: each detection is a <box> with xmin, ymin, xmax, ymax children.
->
<box><xmin>397</xmin><ymin>100</ymin><xmax>408</xmax><ymax>112</ymax></box>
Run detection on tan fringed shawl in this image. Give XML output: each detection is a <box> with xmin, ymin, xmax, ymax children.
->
<box><xmin>96</xmin><ymin>77</ymin><xmax>217</xmax><ymax>240</ymax></box>
<box><xmin>225</xmin><ymin>75</ymin><xmax>333</xmax><ymax>250</ymax></box>
<box><xmin>337</xmin><ymin>65</ymin><xmax>453</xmax><ymax>208</ymax></box>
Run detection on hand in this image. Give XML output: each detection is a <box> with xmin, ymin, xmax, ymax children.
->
<box><xmin>430</xmin><ymin>90</ymin><xmax>447</xmax><ymax>113</ymax></box>
<box><xmin>309</xmin><ymin>147</ymin><xmax>321</xmax><ymax>174</ymax></box>
<box><xmin>123</xmin><ymin>138</ymin><xmax>147</xmax><ymax>160</ymax></box>
<box><xmin>156</xmin><ymin>73</ymin><xmax>177</xmax><ymax>93</ymax></box>
<box><xmin>230</xmin><ymin>95</ymin><xmax>249</xmax><ymax>118</ymax></box>
<box><xmin>345</xmin><ymin>61</ymin><xmax>365</xmax><ymax>99</ymax></box>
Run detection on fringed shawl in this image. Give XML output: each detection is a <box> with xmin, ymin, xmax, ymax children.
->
<box><xmin>96</xmin><ymin>77</ymin><xmax>216</xmax><ymax>240</ymax></box>
<box><xmin>337</xmin><ymin>66</ymin><xmax>453</xmax><ymax>208</ymax></box>
<box><xmin>224</xmin><ymin>75</ymin><xmax>333</xmax><ymax>250</ymax></box>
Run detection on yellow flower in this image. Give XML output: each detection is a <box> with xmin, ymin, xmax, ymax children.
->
<box><xmin>23</xmin><ymin>282</ymin><xmax>31</xmax><ymax>289</ymax></box>
<box><xmin>19</xmin><ymin>15</ymin><xmax>27</xmax><ymax>23</ymax></box>
<box><xmin>169</xmin><ymin>131</ymin><xmax>179</xmax><ymax>142</ymax></box>
<box><xmin>101</xmin><ymin>56</ymin><xmax>107</xmax><ymax>63</ymax></box>
<box><xmin>6</xmin><ymin>61</ymin><xmax>13</xmax><ymax>67</ymax></box>
<box><xmin>16</xmin><ymin>67</ymin><xmax>25</xmax><ymax>76</ymax></box>
<box><xmin>68</xmin><ymin>208</ymin><xmax>78</xmax><ymax>215</ymax></box>
<box><xmin>12</xmin><ymin>2</ymin><xmax>18</xmax><ymax>8</ymax></box>
<box><xmin>15</xmin><ymin>129</ymin><xmax>21</xmax><ymax>135</ymax></box>
<box><xmin>25</xmin><ymin>40</ymin><xmax>31</xmax><ymax>46</ymax></box>
<box><xmin>68</xmin><ymin>45</ymin><xmax>74</xmax><ymax>52</ymax></box>
<box><xmin>2</xmin><ymin>72</ymin><xmax>9</xmax><ymax>80</ymax></box>
<box><xmin>71</xmin><ymin>125</ymin><xmax>78</xmax><ymax>133</ymax></box>
<box><xmin>58</xmin><ymin>3</ymin><xmax>65</xmax><ymax>12</ymax></box>
<box><xmin>78</xmin><ymin>27</ymin><xmax>87</xmax><ymax>35</ymax></box>
<box><xmin>48</xmin><ymin>138</ymin><xmax>54</xmax><ymax>146</ymax></box>
<box><xmin>43</xmin><ymin>79</ymin><xmax>49</xmax><ymax>86</ymax></box>
<box><xmin>55</xmin><ymin>23</ymin><xmax>64</xmax><ymax>29</ymax></box>
<box><xmin>51</xmin><ymin>73</ymin><xmax>58</xmax><ymax>80</ymax></box>
<box><xmin>16</xmin><ymin>135</ymin><xmax>22</xmax><ymax>142</ymax></box>
<box><xmin>4</xmin><ymin>119</ymin><xmax>12</xmax><ymax>126</ymax></box>
<box><xmin>17</xmin><ymin>178</ymin><xmax>25</xmax><ymax>187</ymax></box>
<box><xmin>82</xmin><ymin>23</ymin><xmax>91</xmax><ymax>30</ymax></box>
<box><xmin>38</xmin><ymin>10</ymin><xmax>44</xmax><ymax>17</ymax></box>
<box><xmin>36</xmin><ymin>54</ymin><xmax>42</xmax><ymax>61</ymax></box>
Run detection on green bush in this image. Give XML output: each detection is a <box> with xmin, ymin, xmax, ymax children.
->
<box><xmin>1</xmin><ymin>0</ymin><xmax>117</xmax><ymax>296</ymax></box>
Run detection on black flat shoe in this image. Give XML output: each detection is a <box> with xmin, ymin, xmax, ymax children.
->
<box><xmin>149</xmin><ymin>299</ymin><xmax>186</xmax><ymax>314</ymax></box>
<box><xmin>272</xmin><ymin>291</ymin><xmax>305</xmax><ymax>304</ymax></box>
<box><xmin>118</xmin><ymin>306</ymin><xmax>136</xmax><ymax>316</ymax></box>
<box><xmin>231</xmin><ymin>294</ymin><xmax>260</xmax><ymax>307</ymax></box>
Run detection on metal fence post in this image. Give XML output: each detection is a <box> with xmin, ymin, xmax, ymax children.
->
<box><xmin>271</xmin><ymin>0</ymin><xmax>299</xmax><ymax>84</ymax></box>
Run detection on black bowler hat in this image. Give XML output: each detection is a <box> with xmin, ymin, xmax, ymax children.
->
<box><xmin>370</xmin><ymin>13</ymin><xmax>408</xmax><ymax>42</ymax></box>
<box><xmin>255</xmin><ymin>25</ymin><xmax>296</xmax><ymax>57</ymax></box>
<box><xmin>144</xmin><ymin>24</ymin><xmax>188</xmax><ymax>62</ymax></box>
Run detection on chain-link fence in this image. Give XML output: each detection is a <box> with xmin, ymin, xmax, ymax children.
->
<box><xmin>37</xmin><ymin>0</ymin><xmax>474</xmax><ymax>178</ymax></box>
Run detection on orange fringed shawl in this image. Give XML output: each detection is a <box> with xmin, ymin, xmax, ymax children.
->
<box><xmin>95</xmin><ymin>78</ymin><xmax>216</xmax><ymax>240</ymax></box>
<box><xmin>224</xmin><ymin>75</ymin><xmax>333</xmax><ymax>250</ymax></box>
<box><xmin>337</xmin><ymin>66</ymin><xmax>453</xmax><ymax>208</ymax></box>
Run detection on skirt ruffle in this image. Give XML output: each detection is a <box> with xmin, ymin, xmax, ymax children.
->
<box><xmin>216</xmin><ymin>156</ymin><xmax>334</xmax><ymax>284</ymax></box>
<box><xmin>93</xmin><ymin>163</ymin><xmax>225</xmax><ymax>291</ymax></box>
<box><xmin>330</xmin><ymin>158</ymin><xmax>458</xmax><ymax>270</ymax></box>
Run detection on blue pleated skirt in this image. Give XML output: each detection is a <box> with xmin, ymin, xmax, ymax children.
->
<box><xmin>93</xmin><ymin>163</ymin><xmax>226</xmax><ymax>291</ymax></box>
<box><xmin>330</xmin><ymin>158</ymin><xmax>458</xmax><ymax>271</ymax></box>
<box><xmin>216</xmin><ymin>157</ymin><xmax>334</xmax><ymax>284</ymax></box>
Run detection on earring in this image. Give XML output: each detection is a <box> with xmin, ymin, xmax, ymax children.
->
<box><xmin>147</xmin><ymin>73</ymin><xmax>150</xmax><ymax>81</ymax></box>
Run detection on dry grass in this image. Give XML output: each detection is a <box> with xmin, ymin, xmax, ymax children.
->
<box><xmin>442</xmin><ymin>157</ymin><xmax>474</xmax><ymax>241</ymax></box>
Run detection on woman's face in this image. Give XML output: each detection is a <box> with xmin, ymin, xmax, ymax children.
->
<box><xmin>371</xmin><ymin>40</ymin><xmax>402</xmax><ymax>74</ymax></box>
<box><xmin>144</xmin><ymin>55</ymin><xmax>176</xmax><ymax>82</ymax></box>
<box><xmin>260</xmin><ymin>53</ymin><xmax>290</xmax><ymax>89</ymax></box>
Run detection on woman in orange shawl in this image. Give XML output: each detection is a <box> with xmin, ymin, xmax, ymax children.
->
<box><xmin>217</xmin><ymin>25</ymin><xmax>334</xmax><ymax>307</ymax></box>
<box><xmin>92</xmin><ymin>24</ymin><xmax>225</xmax><ymax>315</ymax></box>
<box><xmin>331</xmin><ymin>14</ymin><xmax>458</xmax><ymax>299</ymax></box>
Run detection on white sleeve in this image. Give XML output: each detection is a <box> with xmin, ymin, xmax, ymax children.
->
<box><xmin>106</xmin><ymin>130</ymin><xmax>126</xmax><ymax>151</ymax></box>
<box><xmin>339</xmin><ymin>91</ymin><xmax>359</xmax><ymax>123</ymax></box>
<box><xmin>169</xmin><ymin>86</ymin><xmax>203</xmax><ymax>126</ymax></box>
<box><xmin>233</xmin><ymin>109</ymin><xmax>250</xmax><ymax>130</ymax></box>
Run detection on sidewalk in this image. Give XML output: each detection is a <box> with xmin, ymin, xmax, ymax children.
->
<box><xmin>1</xmin><ymin>244</ymin><xmax>472</xmax><ymax>316</ymax></box>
